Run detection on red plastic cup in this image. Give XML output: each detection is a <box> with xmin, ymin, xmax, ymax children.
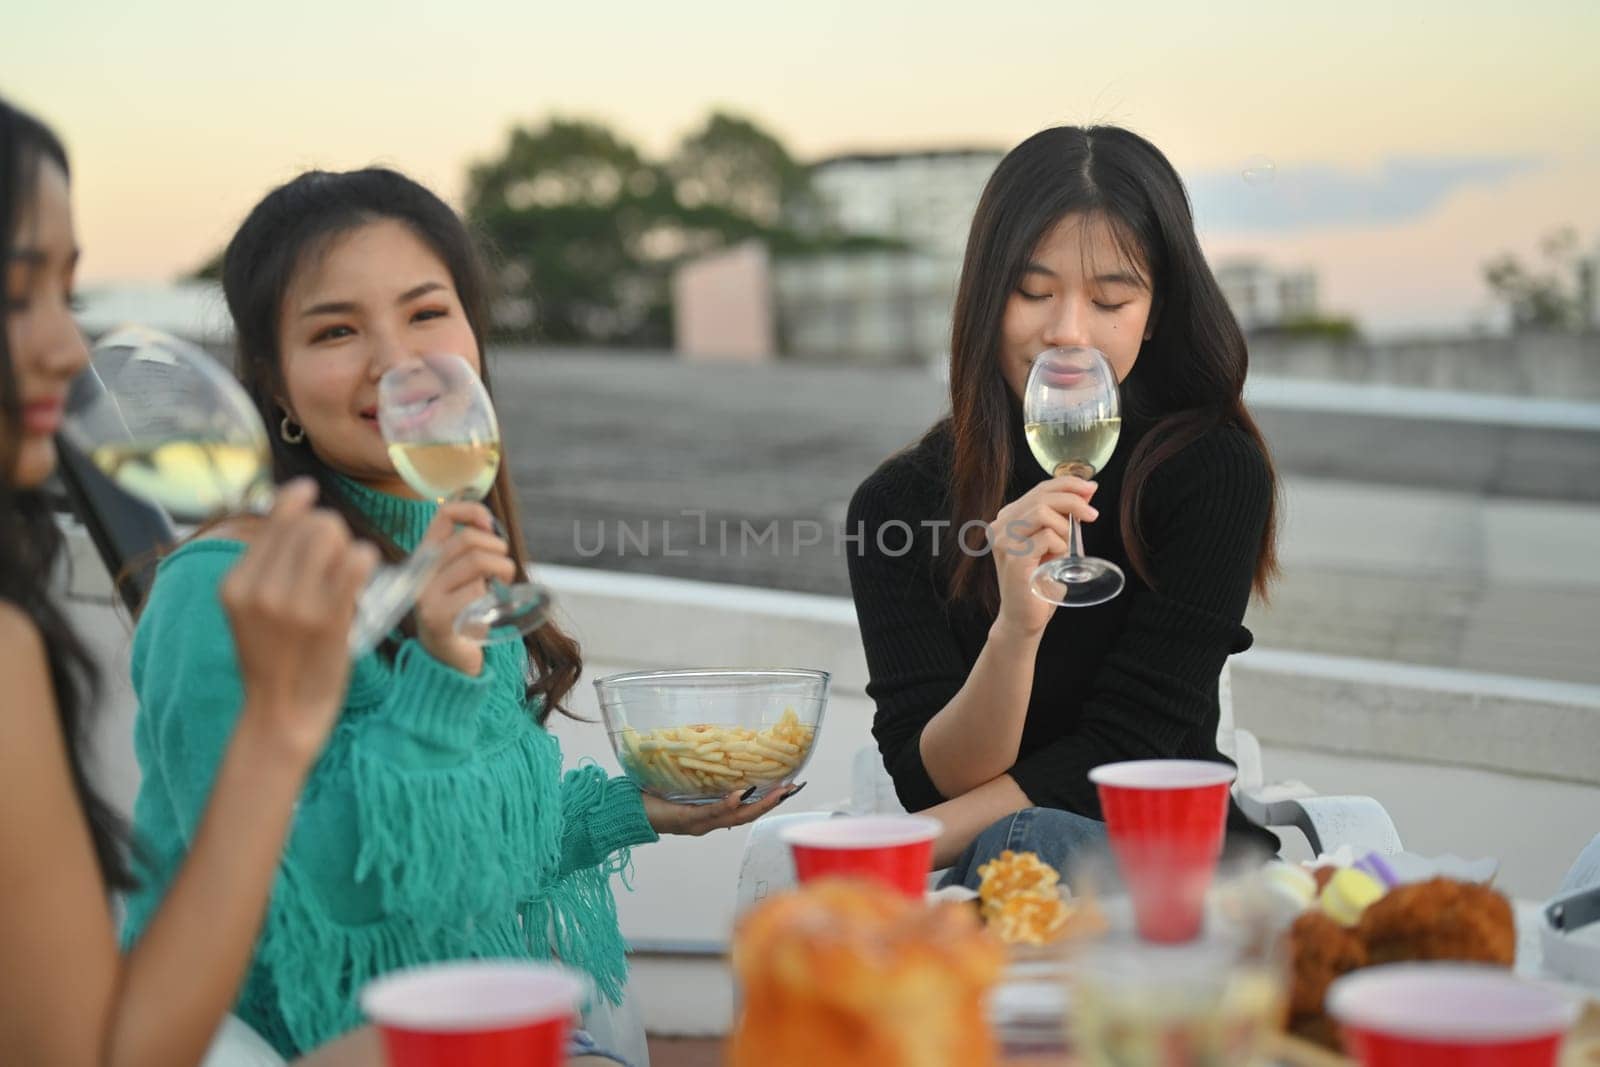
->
<box><xmin>1329</xmin><ymin>963</ymin><xmax>1579</xmax><ymax>1067</ymax></box>
<box><xmin>781</xmin><ymin>815</ymin><xmax>943</xmax><ymax>897</ymax></box>
<box><xmin>1089</xmin><ymin>759</ymin><xmax>1236</xmax><ymax>943</ymax></box>
<box><xmin>360</xmin><ymin>961</ymin><xmax>585</xmax><ymax>1067</ymax></box>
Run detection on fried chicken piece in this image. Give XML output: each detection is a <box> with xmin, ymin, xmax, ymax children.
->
<box><xmin>1356</xmin><ymin>877</ymin><xmax>1515</xmax><ymax>966</ymax></box>
<box><xmin>729</xmin><ymin>879</ymin><xmax>1005</xmax><ymax>1067</ymax></box>
<box><xmin>1287</xmin><ymin>1013</ymin><xmax>1345</xmax><ymax>1051</ymax></box>
<box><xmin>1287</xmin><ymin>911</ymin><xmax>1369</xmax><ymax>1022</ymax></box>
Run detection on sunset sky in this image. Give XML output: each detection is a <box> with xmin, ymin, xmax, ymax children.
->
<box><xmin>6</xmin><ymin>0</ymin><xmax>1597</xmax><ymax>335</ymax></box>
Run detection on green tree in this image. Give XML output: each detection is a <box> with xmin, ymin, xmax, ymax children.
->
<box><xmin>668</xmin><ymin>111</ymin><xmax>814</xmax><ymax>230</ymax></box>
<box><xmin>465</xmin><ymin>118</ymin><xmax>678</xmax><ymax>345</ymax></box>
<box><xmin>186</xmin><ymin>248</ymin><xmax>225</xmax><ymax>283</ymax></box>
<box><xmin>1483</xmin><ymin>226</ymin><xmax>1586</xmax><ymax>333</ymax></box>
<box><xmin>663</xmin><ymin>111</ymin><xmax>899</xmax><ymax>256</ymax></box>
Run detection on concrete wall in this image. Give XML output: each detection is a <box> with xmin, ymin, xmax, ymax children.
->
<box><xmin>1248</xmin><ymin>332</ymin><xmax>1600</xmax><ymax>400</ymax></box>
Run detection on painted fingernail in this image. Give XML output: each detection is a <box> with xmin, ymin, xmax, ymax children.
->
<box><xmin>783</xmin><ymin>782</ymin><xmax>808</xmax><ymax>801</ymax></box>
<box><xmin>739</xmin><ymin>786</ymin><xmax>759</xmax><ymax>802</ymax></box>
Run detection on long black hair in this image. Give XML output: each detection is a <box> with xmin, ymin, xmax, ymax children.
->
<box><xmin>945</xmin><ymin>125</ymin><xmax>1279</xmax><ymax>611</ymax></box>
<box><xmin>0</xmin><ymin>97</ymin><xmax>135</xmax><ymax>890</ymax></box>
<box><xmin>220</xmin><ymin>168</ymin><xmax>582</xmax><ymax>719</ymax></box>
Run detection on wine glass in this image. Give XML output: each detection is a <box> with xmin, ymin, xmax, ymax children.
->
<box><xmin>61</xmin><ymin>325</ymin><xmax>435</xmax><ymax>656</ymax></box>
<box><xmin>377</xmin><ymin>352</ymin><xmax>552</xmax><ymax>645</ymax></box>
<box><xmin>1022</xmin><ymin>346</ymin><xmax>1124</xmax><ymax>607</ymax></box>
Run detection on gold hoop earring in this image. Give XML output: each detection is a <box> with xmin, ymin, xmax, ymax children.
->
<box><xmin>280</xmin><ymin>416</ymin><xmax>306</xmax><ymax>444</ymax></box>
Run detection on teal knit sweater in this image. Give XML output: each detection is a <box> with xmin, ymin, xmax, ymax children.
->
<box><xmin>120</xmin><ymin>484</ymin><xmax>658</xmax><ymax>1056</ymax></box>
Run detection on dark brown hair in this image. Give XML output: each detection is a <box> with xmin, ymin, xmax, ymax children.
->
<box><xmin>946</xmin><ymin>125</ymin><xmax>1279</xmax><ymax>612</ymax></box>
<box><xmin>220</xmin><ymin>168</ymin><xmax>582</xmax><ymax>719</ymax></box>
<box><xmin>1</xmin><ymin>97</ymin><xmax>136</xmax><ymax>889</ymax></box>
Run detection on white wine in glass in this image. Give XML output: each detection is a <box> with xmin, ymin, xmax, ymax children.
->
<box><xmin>88</xmin><ymin>439</ymin><xmax>268</xmax><ymax>519</ymax></box>
<box><xmin>1023</xmin><ymin>346</ymin><xmax>1125</xmax><ymax>607</ymax></box>
<box><xmin>1023</xmin><ymin>417</ymin><xmax>1122</xmax><ymax>482</ymax></box>
<box><xmin>378</xmin><ymin>353</ymin><xmax>552</xmax><ymax>645</ymax></box>
<box><xmin>63</xmin><ymin>325</ymin><xmax>435</xmax><ymax>656</ymax></box>
<box><xmin>387</xmin><ymin>441</ymin><xmax>501</xmax><ymax>503</ymax></box>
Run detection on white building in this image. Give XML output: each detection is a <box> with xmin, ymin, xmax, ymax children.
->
<box><xmin>1213</xmin><ymin>258</ymin><xmax>1320</xmax><ymax>332</ymax></box>
<box><xmin>765</xmin><ymin>148</ymin><xmax>1003</xmax><ymax>364</ymax></box>
<box><xmin>810</xmin><ymin>148</ymin><xmax>1003</xmax><ymax>257</ymax></box>
<box><xmin>673</xmin><ymin>149</ymin><xmax>1007</xmax><ymax>367</ymax></box>
<box><xmin>771</xmin><ymin>251</ymin><xmax>955</xmax><ymax>366</ymax></box>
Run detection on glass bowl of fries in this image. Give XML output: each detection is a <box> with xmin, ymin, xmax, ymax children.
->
<box><xmin>594</xmin><ymin>668</ymin><xmax>829</xmax><ymax>804</ymax></box>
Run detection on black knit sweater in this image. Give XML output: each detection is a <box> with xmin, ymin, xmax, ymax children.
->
<box><xmin>845</xmin><ymin>406</ymin><xmax>1278</xmax><ymax>853</ymax></box>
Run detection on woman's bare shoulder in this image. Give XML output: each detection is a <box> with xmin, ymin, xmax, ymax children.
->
<box><xmin>0</xmin><ymin>600</ymin><xmax>45</xmax><ymax>663</ymax></box>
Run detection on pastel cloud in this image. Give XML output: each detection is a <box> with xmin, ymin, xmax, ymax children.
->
<box><xmin>1189</xmin><ymin>156</ymin><xmax>1543</xmax><ymax>233</ymax></box>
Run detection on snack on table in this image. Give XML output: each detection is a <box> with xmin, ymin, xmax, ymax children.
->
<box><xmin>1287</xmin><ymin>911</ymin><xmax>1368</xmax><ymax>1040</ymax></box>
<box><xmin>977</xmin><ymin>850</ymin><xmax>1069</xmax><ymax>946</ymax></box>
<box><xmin>1285</xmin><ymin>875</ymin><xmax>1517</xmax><ymax>1050</ymax></box>
<box><xmin>1256</xmin><ymin>861</ymin><xmax>1319</xmax><ymax>924</ymax></box>
<box><xmin>1319</xmin><ymin>867</ymin><xmax>1385</xmax><ymax>927</ymax></box>
<box><xmin>975</xmin><ymin>849</ymin><xmax>1106</xmax><ymax>947</ymax></box>
<box><xmin>615</xmin><ymin>708</ymin><xmax>815</xmax><ymax>796</ymax></box>
<box><xmin>729</xmin><ymin>879</ymin><xmax>1004</xmax><ymax>1067</ymax></box>
<box><xmin>1357</xmin><ymin>876</ymin><xmax>1516</xmax><ymax>966</ymax></box>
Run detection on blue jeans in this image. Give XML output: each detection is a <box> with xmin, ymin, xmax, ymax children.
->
<box><xmin>570</xmin><ymin>1028</ymin><xmax>631</xmax><ymax>1065</ymax></box>
<box><xmin>937</xmin><ymin>807</ymin><xmax>1110</xmax><ymax>890</ymax></box>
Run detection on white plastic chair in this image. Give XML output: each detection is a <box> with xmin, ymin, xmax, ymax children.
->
<box><xmin>736</xmin><ymin>662</ymin><xmax>1403</xmax><ymax>912</ymax></box>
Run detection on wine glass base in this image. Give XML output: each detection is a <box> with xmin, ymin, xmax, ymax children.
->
<box><xmin>454</xmin><ymin>581</ymin><xmax>553</xmax><ymax>646</ymax></box>
<box><xmin>1030</xmin><ymin>556</ymin><xmax>1125</xmax><ymax>608</ymax></box>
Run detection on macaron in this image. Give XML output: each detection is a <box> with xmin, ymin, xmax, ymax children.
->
<box><xmin>1354</xmin><ymin>851</ymin><xmax>1399</xmax><ymax>889</ymax></box>
<box><xmin>1320</xmin><ymin>867</ymin><xmax>1385</xmax><ymax>926</ymax></box>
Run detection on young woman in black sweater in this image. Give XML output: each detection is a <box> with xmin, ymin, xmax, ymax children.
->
<box><xmin>846</xmin><ymin>125</ymin><xmax>1282</xmax><ymax>886</ymax></box>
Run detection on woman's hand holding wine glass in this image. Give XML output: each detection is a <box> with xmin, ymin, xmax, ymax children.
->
<box><xmin>1021</xmin><ymin>346</ymin><xmax>1125</xmax><ymax>607</ymax></box>
<box><xmin>409</xmin><ymin>501</ymin><xmax>517</xmax><ymax>676</ymax></box>
<box><xmin>378</xmin><ymin>352</ymin><xmax>553</xmax><ymax>647</ymax></box>
<box><xmin>988</xmin><ymin>474</ymin><xmax>1101</xmax><ymax>639</ymax></box>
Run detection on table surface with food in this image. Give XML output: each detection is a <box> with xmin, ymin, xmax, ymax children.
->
<box><xmin>725</xmin><ymin>843</ymin><xmax>1600</xmax><ymax>1067</ymax></box>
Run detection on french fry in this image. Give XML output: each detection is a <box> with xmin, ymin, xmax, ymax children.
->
<box><xmin>681</xmin><ymin>756</ymin><xmax>741</xmax><ymax>777</ymax></box>
<box><xmin>749</xmin><ymin>741</ymin><xmax>798</xmax><ymax>765</ymax></box>
<box><xmin>616</xmin><ymin>709</ymin><xmax>818</xmax><ymax>796</ymax></box>
<box><xmin>640</xmin><ymin>738</ymin><xmax>694</xmax><ymax>752</ymax></box>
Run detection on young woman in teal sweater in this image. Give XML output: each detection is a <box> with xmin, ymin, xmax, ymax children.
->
<box><xmin>120</xmin><ymin>168</ymin><xmax>795</xmax><ymax>1065</ymax></box>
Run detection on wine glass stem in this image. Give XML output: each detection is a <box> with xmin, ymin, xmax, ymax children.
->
<box><xmin>1067</xmin><ymin>513</ymin><xmax>1086</xmax><ymax>563</ymax></box>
